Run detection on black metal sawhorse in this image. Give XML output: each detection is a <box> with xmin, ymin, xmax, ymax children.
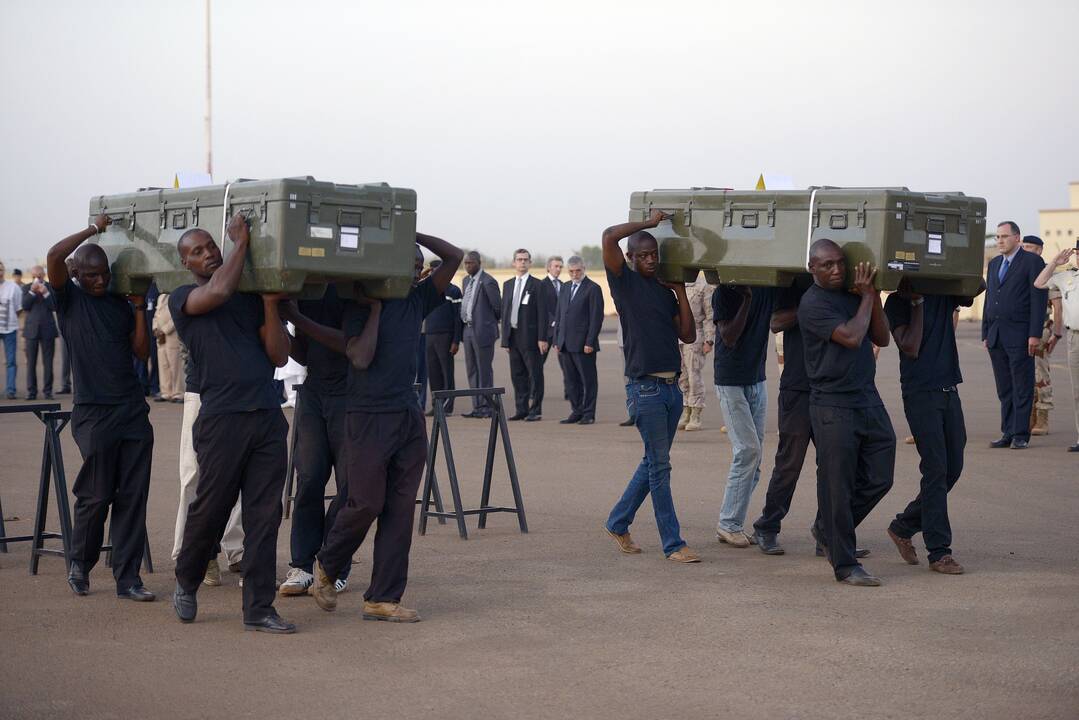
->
<box><xmin>0</xmin><ymin>404</ymin><xmax>152</xmax><ymax>574</ymax></box>
<box><xmin>418</xmin><ymin>388</ymin><xmax>528</xmax><ymax>539</ymax></box>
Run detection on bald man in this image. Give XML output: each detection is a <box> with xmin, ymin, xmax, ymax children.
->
<box><xmin>169</xmin><ymin>214</ymin><xmax>295</xmax><ymax>633</ymax></box>
<box><xmin>45</xmin><ymin>215</ymin><xmax>155</xmax><ymax>602</ymax></box>
<box><xmin>798</xmin><ymin>239</ymin><xmax>894</xmax><ymax>586</ymax></box>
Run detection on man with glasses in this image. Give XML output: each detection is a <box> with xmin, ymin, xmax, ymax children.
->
<box><xmin>982</xmin><ymin>222</ymin><xmax>1048</xmax><ymax>449</ymax></box>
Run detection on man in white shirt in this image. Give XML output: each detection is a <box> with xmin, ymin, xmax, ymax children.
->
<box><xmin>0</xmin><ymin>260</ymin><xmax>23</xmax><ymax>399</ymax></box>
<box><xmin>1034</xmin><ymin>244</ymin><xmax>1079</xmax><ymax>452</ymax></box>
<box><xmin>500</xmin><ymin>249</ymin><xmax>549</xmax><ymax>421</ymax></box>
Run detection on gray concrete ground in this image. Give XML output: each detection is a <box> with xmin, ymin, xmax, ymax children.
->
<box><xmin>1</xmin><ymin>321</ymin><xmax>1077</xmax><ymax>719</ymax></box>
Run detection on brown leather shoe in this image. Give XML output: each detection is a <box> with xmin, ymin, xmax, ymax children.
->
<box><xmin>363</xmin><ymin>601</ymin><xmax>421</xmax><ymax>623</ymax></box>
<box><xmin>887</xmin><ymin>528</ymin><xmax>919</xmax><ymax>565</ymax></box>
<box><xmin>929</xmin><ymin>555</ymin><xmax>964</xmax><ymax>575</ymax></box>
<box><xmin>716</xmin><ymin>528</ymin><xmax>751</xmax><ymax>548</ymax></box>
<box><xmin>666</xmin><ymin>547</ymin><xmax>701</xmax><ymax>563</ymax></box>
<box><xmin>310</xmin><ymin>559</ymin><xmax>337</xmax><ymax>611</ymax></box>
<box><xmin>605</xmin><ymin>526</ymin><xmax>642</xmax><ymax>554</ymax></box>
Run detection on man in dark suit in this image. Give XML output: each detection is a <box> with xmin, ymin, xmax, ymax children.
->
<box><xmin>460</xmin><ymin>251</ymin><xmax>501</xmax><ymax>418</ymax></box>
<box><xmin>983</xmin><ymin>221</ymin><xmax>1048</xmax><ymax>449</ymax></box>
<box><xmin>424</xmin><ymin>259</ymin><xmax>463</xmax><ymax>415</ymax></box>
<box><xmin>555</xmin><ymin>256</ymin><xmax>604</xmax><ymax>424</ymax></box>
<box><xmin>501</xmin><ymin>249</ymin><xmax>548</xmax><ymax>421</ymax></box>
<box><xmin>540</xmin><ymin>257</ymin><xmax>569</xmax><ymax>399</ymax></box>
<box><xmin>22</xmin><ymin>265</ymin><xmax>58</xmax><ymax>400</ymax></box>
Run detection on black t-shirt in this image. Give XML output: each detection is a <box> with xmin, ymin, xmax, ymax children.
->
<box><xmin>54</xmin><ymin>279</ymin><xmax>142</xmax><ymax>405</ymax></box>
<box><xmin>776</xmin><ymin>282</ymin><xmax>810</xmax><ymax>393</ymax></box>
<box><xmin>344</xmin><ymin>279</ymin><xmax>444</xmax><ymax>412</ymax></box>
<box><xmin>606</xmin><ymin>262</ymin><xmax>681</xmax><ymax>379</ymax></box>
<box><xmin>170</xmin><ymin>286</ymin><xmax>280</xmax><ymax>415</ymax></box>
<box><xmin>296</xmin><ymin>285</ymin><xmax>348</xmax><ymax>397</ymax></box>
<box><xmin>797</xmin><ymin>284</ymin><xmax>882</xmax><ymax>408</ymax></box>
<box><xmin>712</xmin><ymin>286</ymin><xmax>775</xmax><ymax>386</ymax></box>
<box><xmin>883</xmin><ymin>294</ymin><xmax>962</xmax><ymax>396</ymax></box>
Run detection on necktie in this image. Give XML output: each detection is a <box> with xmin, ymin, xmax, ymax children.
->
<box><xmin>511</xmin><ymin>276</ymin><xmax>524</xmax><ymax>328</ymax></box>
<box><xmin>462</xmin><ymin>275</ymin><xmax>477</xmax><ymax>323</ymax></box>
<box><xmin>998</xmin><ymin>258</ymin><xmax>1010</xmax><ymax>284</ymax></box>
<box><xmin>571</xmin><ymin>283</ymin><xmax>579</xmax><ymax>301</ymax></box>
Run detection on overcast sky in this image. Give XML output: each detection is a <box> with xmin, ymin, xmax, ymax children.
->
<box><xmin>2</xmin><ymin>0</ymin><xmax>1076</xmax><ymax>269</ymax></box>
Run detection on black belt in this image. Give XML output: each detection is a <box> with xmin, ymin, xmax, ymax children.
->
<box><xmin>643</xmin><ymin>374</ymin><xmax>679</xmax><ymax>385</ymax></box>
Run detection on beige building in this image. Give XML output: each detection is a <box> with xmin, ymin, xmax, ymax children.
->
<box><xmin>1039</xmin><ymin>181</ymin><xmax>1079</xmax><ymax>259</ymax></box>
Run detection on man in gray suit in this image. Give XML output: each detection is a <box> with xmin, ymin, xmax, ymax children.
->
<box><xmin>460</xmin><ymin>251</ymin><xmax>501</xmax><ymax>418</ymax></box>
<box><xmin>22</xmin><ymin>265</ymin><xmax>59</xmax><ymax>400</ymax></box>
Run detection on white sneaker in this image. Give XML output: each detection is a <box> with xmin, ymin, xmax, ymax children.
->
<box><xmin>279</xmin><ymin>567</ymin><xmax>314</xmax><ymax>596</ymax></box>
<box><xmin>334</xmin><ymin>578</ymin><xmax>349</xmax><ymax>594</ymax></box>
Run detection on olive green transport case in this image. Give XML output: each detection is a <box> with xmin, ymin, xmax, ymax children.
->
<box><xmin>629</xmin><ymin>187</ymin><xmax>987</xmax><ymax>296</ymax></box>
<box><xmin>87</xmin><ymin>176</ymin><xmax>417</xmax><ymax>298</ymax></box>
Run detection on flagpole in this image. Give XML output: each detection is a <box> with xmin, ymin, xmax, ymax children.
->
<box><xmin>204</xmin><ymin>0</ymin><xmax>213</xmax><ymax>178</ymax></box>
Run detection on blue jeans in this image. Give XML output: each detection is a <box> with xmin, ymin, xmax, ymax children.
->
<box><xmin>2</xmin><ymin>330</ymin><xmax>16</xmax><ymax>395</ymax></box>
<box><xmin>606</xmin><ymin>378</ymin><xmax>686</xmax><ymax>556</ymax></box>
<box><xmin>716</xmin><ymin>382</ymin><xmax>767</xmax><ymax>533</ymax></box>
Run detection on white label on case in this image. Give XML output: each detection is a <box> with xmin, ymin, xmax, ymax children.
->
<box><xmin>310</xmin><ymin>226</ymin><xmax>333</xmax><ymax>239</ymax></box>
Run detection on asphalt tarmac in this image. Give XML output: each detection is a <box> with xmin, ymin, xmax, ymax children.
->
<box><xmin>1</xmin><ymin>322</ymin><xmax>1076</xmax><ymax>719</ymax></box>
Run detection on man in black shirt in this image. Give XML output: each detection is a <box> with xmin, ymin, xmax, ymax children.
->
<box><xmin>601</xmin><ymin>210</ymin><xmax>700</xmax><ymax>563</ymax></box>
<box><xmin>712</xmin><ymin>284</ymin><xmax>774</xmax><ymax>548</ymax></box>
<box><xmin>46</xmin><ymin>215</ymin><xmax>155</xmax><ymax>602</ymax></box>
<box><xmin>170</xmin><ymin>214</ymin><xmax>295</xmax><ymax>633</ymax></box>
<box><xmin>798</xmin><ymin>239</ymin><xmax>895</xmax><ymax>586</ymax></box>
<box><xmin>883</xmin><ymin>281</ymin><xmax>970</xmax><ymax>575</ymax></box>
<box><xmin>424</xmin><ymin>259</ymin><xmax>463</xmax><ymax>415</ymax></box>
<box><xmin>311</xmin><ymin>234</ymin><xmax>463</xmax><ymax>623</ymax></box>
<box><xmin>277</xmin><ymin>285</ymin><xmax>354</xmax><ymax>597</ymax></box>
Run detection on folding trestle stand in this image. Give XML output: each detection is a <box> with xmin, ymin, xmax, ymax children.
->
<box><xmin>419</xmin><ymin>388</ymin><xmax>528</xmax><ymax>539</ymax></box>
<box><xmin>0</xmin><ymin>404</ymin><xmax>152</xmax><ymax>574</ymax></box>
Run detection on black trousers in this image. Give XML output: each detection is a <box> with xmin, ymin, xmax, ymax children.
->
<box><xmin>564</xmin><ymin>350</ymin><xmax>598</xmax><ymax>419</ymax></box>
<box><xmin>891</xmin><ymin>389</ymin><xmax>966</xmax><ymax>563</ymax></box>
<box><xmin>754</xmin><ymin>389</ymin><xmax>813</xmax><ymax>536</ymax></box>
<box><xmin>319</xmin><ymin>408</ymin><xmax>427</xmax><ymax>603</ymax></box>
<box><xmin>810</xmin><ymin>403</ymin><xmax>895</xmax><ymax>579</ymax></box>
<box><xmin>175</xmin><ymin>409</ymin><xmax>288</xmax><ymax>622</ymax></box>
<box><xmin>69</xmin><ymin>401</ymin><xmax>153</xmax><ymax>588</ymax></box>
<box><xmin>508</xmin><ymin>330</ymin><xmax>543</xmax><ymax>416</ymax></box>
<box><xmin>425</xmin><ymin>332</ymin><xmax>456</xmax><ymax>414</ymax></box>
<box><xmin>988</xmin><ymin>344</ymin><xmax>1035</xmax><ymax>442</ymax></box>
<box><xmin>25</xmin><ymin>336</ymin><xmax>55</xmax><ymax>396</ymax></box>
<box><xmin>290</xmin><ymin>389</ymin><xmax>349</xmax><ymax>577</ymax></box>
<box><xmin>463</xmin><ymin>327</ymin><xmax>495</xmax><ymax>413</ymax></box>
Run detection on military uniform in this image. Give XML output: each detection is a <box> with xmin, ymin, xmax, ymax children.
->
<box><xmin>677</xmin><ymin>276</ymin><xmax>714</xmax><ymax>430</ymax></box>
<box><xmin>1044</xmin><ymin>266</ymin><xmax>1079</xmax><ymax>448</ymax></box>
<box><xmin>1030</xmin><ymin>290</ymin><xmax>1060</xmax><ymax>434</ymax></box>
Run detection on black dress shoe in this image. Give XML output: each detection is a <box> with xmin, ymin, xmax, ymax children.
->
<box><xmin>754</xmin><ymin>532</ymin><xmax>785</xmax><ymax>555</ymax></box>
<box><xmin>525</xmin><ymin>414</ymin><xmax>542</xmax><ymax>422</ymax></box>
<box><xmin>25</xmin><ymin>393</ymin><xmax>37</xmax><ymax>401</ymax></box>
<box><xmin>117</xmin><ymin>584</ymin><xmax>156</xmax><ymax>602</ymax></box>
<box><xmin>838</xmin><ymin>566</ymin><xmax>881</xmax><ymax>587</ymax></box>
<box><xmin>67</xmin><ymin>567</ymin><xmax>89</xmax><ymax>596</ymax></box>
<box><xmin>1068</xmin><ymin>444</ymin><xmax>1079</xmax><ymax>452</ymax></box>
<box><xmin>1010</xmin><ymin>438</ymin><xmax>1029</xmax><ymax>449</ymax></box>
<box><xmin>619</xmin><ymin>417</ymin><xmax>636</xmax><ymax>427</ymax></box>
<box><xmin>508</xmin><ymin>413</ymin><xmax>528</xmax><ymax>421</ymax></box>
<box><xmin>43</xmin><ymin>393</ymin><xmax>53</xmax><ymax>400</ymax></box>
<box><xmin>812</xmin><ymin>527</ymin><xmax>869</xmax><ymax>558</ymax></box>
<box><xmin>244</xmin><ymin>612</ymin><xmax>297</xmax><ymax>634</ymax></box>
<box><xmin>58</xmin><ymin>388</ymin><xmax>71</xmax><ymax>395</ymax></box>
<box><xmin>425</xmin><ymin>409</ymin><xmax>434</xmax><ymax>417</ymax></box>
<box><xmin>989</xmin><ymin>436</ymin><xmax>1013</xmax><ymax>448</ymax></box>
<box><xmin>560</xmin><ymin>415</ymin><xmax>582</xmax><ymax>424</ymax></box>
<box><xmin>173</xmin><ymin>583</ymin><xmax>198</xmax><ymax>623</ymax></box>
<box><xmin>578</xmin><ymin>417</ymin><xmax>595</xmax><ymax>425</ymax></box>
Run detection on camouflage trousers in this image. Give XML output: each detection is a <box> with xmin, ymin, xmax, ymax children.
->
<box><xmin>1033</xmin><ymin>331</ymin><xmax>1054</xmax><ymax>412</ymax></box>
<box><xmin>679</xmin><ymin>343</ymin><xmax>707</xmax><ymax>409</ymax></box>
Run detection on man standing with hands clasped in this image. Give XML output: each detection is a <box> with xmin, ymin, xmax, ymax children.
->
<box><xmin>982</xmin><ymin>222</ymin><xmax>1047</xmax><ymax>449</ymax></box>
<box><xmin>170</xmin><ymin>213</ymin><xmax>295</xmax><ymax>634</ymax></box>
<box><xmin>554</xmin><ymin>255</ymin><xmax>604</xmax><ymax>425</ymax></box>
<box><xmin>602</xmin><ymin>210</ymin><xmax>700</xmax><ymax>563</ymax></box>
<box><xmin>501</xmin><ymin>249</ymin><xmax>548</xmax><ymax>421</ymax></box>
<box><xmin>798</xmin><ymin>239</ymin><xmax>894</xmax><ymax>586</ymax></box>
<box><xmin>46</xmin><ymin>215</ymin><xmax>155</xmax><ymax>601</ymax></box>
